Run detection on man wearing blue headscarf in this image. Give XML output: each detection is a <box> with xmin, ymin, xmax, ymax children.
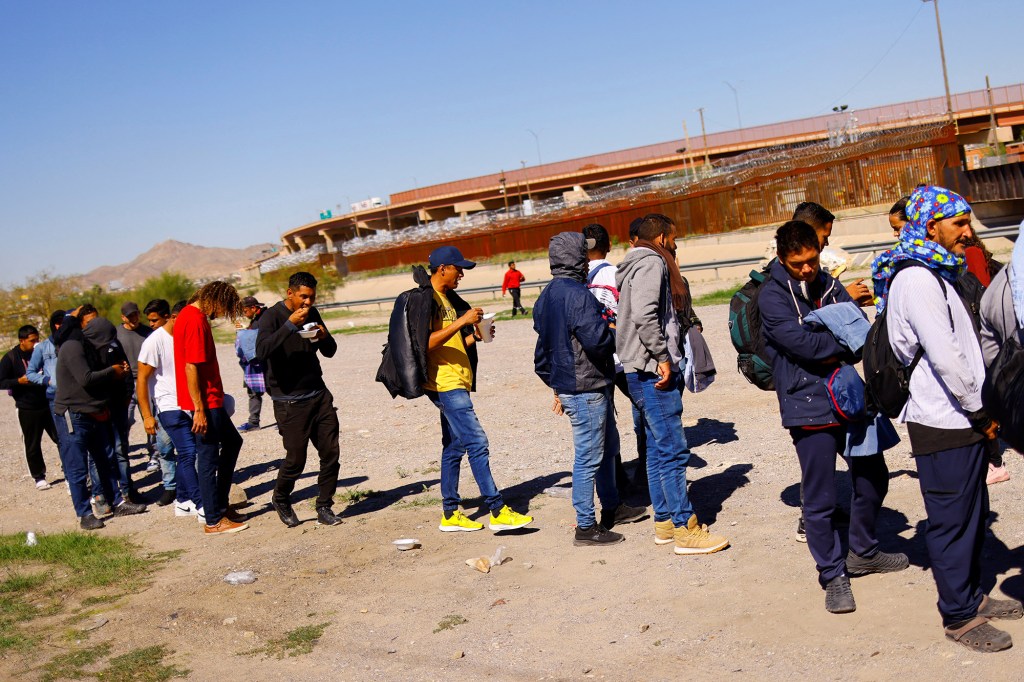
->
<box><xmin>884</xmin><ymin>186</ymin><xmax>1021</xmax><ymax>652</ymax></box>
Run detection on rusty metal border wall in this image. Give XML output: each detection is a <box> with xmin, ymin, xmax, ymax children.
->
<box><xmin>343</xmin><ymin>125</ymin><xmax>958</xmax><ymax>272</ymax></box>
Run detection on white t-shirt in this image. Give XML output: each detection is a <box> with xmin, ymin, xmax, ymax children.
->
<box><xmin>137</xmin><ymin>325</ymin><xmax>178</xmax><ymax>413</ymax></box>
<box><xmin>587</xmin><ymin>258</ymin><xmax>622</xmax><ymax>372</ymax></box>
<box><xmin>587</xmin><ymin>259</ymin><xmax>619</xmax><ymax>313</ymax></box>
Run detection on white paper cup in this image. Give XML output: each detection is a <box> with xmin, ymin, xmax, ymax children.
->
<box><xmin>479</xmin><ymin>313</ymin><xmax>496</xmax><ymax>343</ymax></box>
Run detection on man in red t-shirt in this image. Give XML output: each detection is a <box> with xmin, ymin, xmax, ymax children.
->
<box><xmin>501</xmin><ymin>261</ymin><xmax>527</xmax><ymax>317</ymax></box>
<box><xmin>173</xmin><ymin>281</ymin><xmax>249</xmax><ymax>535</ymax></box>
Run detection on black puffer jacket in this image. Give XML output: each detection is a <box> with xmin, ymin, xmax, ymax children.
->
<box><xmin>376</xmin><ymin>266</ymin><xmax>478</xmax><ymax>399</ymax></box>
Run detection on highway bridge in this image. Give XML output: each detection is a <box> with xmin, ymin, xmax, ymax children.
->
<box><xmin>278</xmin><ymin>83</ymin><xmax>1024</xmax><ymax>260</ymax></box>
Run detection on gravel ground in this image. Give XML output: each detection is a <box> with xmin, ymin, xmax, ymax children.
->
<box><xmin>1</xmin><ymin>303</ymin><xmax>1022</xmax><ymax>680</ymax></box>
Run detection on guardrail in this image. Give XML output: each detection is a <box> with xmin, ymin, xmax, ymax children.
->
<box><xmin>319</xmin><ymin>224</ymin><xmax>1019</xmax><ymax>312</ymax></box>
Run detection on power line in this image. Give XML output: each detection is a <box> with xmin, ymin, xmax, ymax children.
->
<box><xmin>824</xmin><ymin>4</ymin><xmax>925</xmax><ymax>113</ymax></box>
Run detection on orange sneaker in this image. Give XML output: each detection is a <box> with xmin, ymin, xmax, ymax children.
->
<box><xmin>204</xmin><ymin>518</ymin><xmax>249</xmax><ymax>535</ymax></box>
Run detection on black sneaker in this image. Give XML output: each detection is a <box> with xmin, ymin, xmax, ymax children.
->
<box><xmin>80</xmin><ymin>513</ymin><xmax>105</xmax><ymax>531</ymax></box>
<box><xmin>112</xmin><ymin>501</ymin><xmax>147</xmax><ymax>517</ymax></box>
<box><xmin>157</xmin><ymin>488</ymin><xmax>177</xmax><ymax>506</ymax></box>
<box><xmin>272</xmin><ymin>499</ymin><xmax>301</xmax><ymax>528</ymax></box>
<box><xmin>795</xmin><ymin>516</ymin><xmax>807</xmax><ymax>543</ymax></box>
<box><xmin>845</xmin><ymin>550</ymin><xmax>910</xmax><ymax>576</ymax></box>
<box><xmin>316</xmin><ymin>507</ymin><xmax>342</xmax><ymax>526</ymax></box>
<box><xmin>825</xmin><ymin>575</ymin><xmax>856</xmax><ymax>614</ymax></box>
<box><xmin>573</xmin><ymin>524</ymin><xmax>625</xmax><ymax>546</ymax></box>
<box><xmin>600</xmin><ymin>504</ymin><xmax>648</xmax><ymax>528</ymax></box>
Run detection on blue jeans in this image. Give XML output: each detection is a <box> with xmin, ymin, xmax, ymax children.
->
<box><xmin>50</xmin><ymin>398</ymin><xmax>101</xmax><ymax>490</ymax></box>
<box><xmin>63</xmin><ymin>411</ymin><xmax>124</xmax><ymax>517</ymax></box>
<box><xmin>194</xmin><ymin>407</ymin><xmax>242</xmax><ymax>525</ymax></box>
<box><xmin>158</xmin><ymin>410</ymin><xmax>202</xmax><ymax>506</ymax></box>
<box><xmin>154</xmin><ymin>416</ymin><xmax>176</xmax><ymax>491</ymax></box>
<box><xmin>110</xmin><ymin>400</ymin><xmax>136</xmax><ymax>496</ymax></box>
<box><xmin>426</xmin><ymin>389</ymin><xmax>503</xmax><ymax>514</ymax></box>
<box><xmin>625</xmin><ymin>372</ymin><xmax>694</xmax><ymax>526</ymax></box>
<box><xmin>557</xmin><ymin>388</ymin><xmax>620</xmax><ymax>527</ymax></box>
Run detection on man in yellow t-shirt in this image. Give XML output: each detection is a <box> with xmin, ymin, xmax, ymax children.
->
<box><xmin>424</xmin><ymin>246</ymin><xmax>533</xmax><ymax>534</ymax></box>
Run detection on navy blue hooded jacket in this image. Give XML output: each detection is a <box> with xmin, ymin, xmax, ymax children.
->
<box><xmin>758</xmin><ymin>259</ymin><xmax>859</xmax><ymax>427</ymax></box>
<box><xmin>533</xmin><ymin>233</ymin><xmax>616</xmax><ymax>394</ymax></box>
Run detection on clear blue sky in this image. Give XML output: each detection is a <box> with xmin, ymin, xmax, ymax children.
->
<box><xmin>2</xmin><ymin>0</ymin><xmax>1022</xmax><ymax>283</ymax></box>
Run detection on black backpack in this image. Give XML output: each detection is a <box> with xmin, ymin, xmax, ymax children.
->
<box><xmin>981</xmin><ymin>276</ymin><xmax>1024</xmax><ymax>451</ymax></box>
<box><xmin>863</xmin><ymin>261</ymin><xmax>952</xmax><ymax>418</ymax></box>
<box><xmin>728</xmin><ymin>265</ymin><xmax>774</xmax><ymax>390</ymax></box>
<box><xmin>955</xmin><ymin>271</ymin><xmax>985</xmax><ymax>333</ymax></box>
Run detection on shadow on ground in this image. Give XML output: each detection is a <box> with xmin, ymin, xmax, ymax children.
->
<box><xmin>688</xmin><ymin>463</ymin><xmax>753</xmax><ymax>526</ymax></box>
<box><xmin>686</xmin><ymin>418</ymin><xmax>739</xmax><ymax>448</ymax></box>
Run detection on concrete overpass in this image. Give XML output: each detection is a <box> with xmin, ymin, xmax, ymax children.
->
<box><xmin>279</xmin><ymin>82</ymin><xmax>1024</xmax><ymax>256</ymax></box>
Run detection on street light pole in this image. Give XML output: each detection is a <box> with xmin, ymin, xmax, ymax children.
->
<box><xmin>697</xmin><ymin>107</ymin><xmax>711</xmax><ymax>172</ymax></box>
<box><xmin>682</xmin><ymin>120</ymin><xmax>695</xmax><ymax>178</ymax></box>
<box><xmin>724</xmin><ymin>81</ymin><xmax>742</xmax><ymax>129</ymax></box>
<box><xmin>923</xmin><ymin>0</ymin><xmax>954</xmax><ymax>124</ymax></box>
<box><xmin>521</xmin><ymin>161</ymin><xmax>532</xmax><ymax>201</ymax></box>
<box><xmin>527</xmin><ymin>129</ymin><xmax>542</xmax><ymax>166</ymax></box>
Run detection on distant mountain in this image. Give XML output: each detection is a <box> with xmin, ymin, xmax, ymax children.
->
<box><xmin>78</xmin><ymin>239</ymin><xmax>277</xmax><ymax>289</ymax></box>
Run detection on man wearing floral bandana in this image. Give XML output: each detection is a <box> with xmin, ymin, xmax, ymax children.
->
<box><xmin>881</xmin><ymin>185</ymin><xmax>1021</xmax><ymax>652</ymax></box>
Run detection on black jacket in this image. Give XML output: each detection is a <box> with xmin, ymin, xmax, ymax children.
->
<box><xmin>0</xmin><ymin>345</ymin><xmax>48</xmax><ymax>410</ymax></box>
<box><xmin>255</xmin><ymin>301</ymin><xmax>337</xmax><ymax>399</ymax></box>
<box><xmin>376</xmin><ymin>266</ymin><xmax>478</xmax><ymax>399</ymax></box>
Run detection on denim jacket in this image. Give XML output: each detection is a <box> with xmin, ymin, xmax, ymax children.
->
<box><xmin>26</xmin><ymin>337</ymin><xmax>57</xmax><ymax>400</ymax></box>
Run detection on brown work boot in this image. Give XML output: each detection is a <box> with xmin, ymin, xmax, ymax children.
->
<box><xmin>204</xmin><ymin>518</ymin><xmax>249</xmax><ymax>535</ymax></box>
<box><xmin>674</xmin><ymin>514</ymin><xmax>729</xmax><ymax>555</ymax></box>
<box><xmin>654</xmin><ymin>519</ymin><xmax>675</xmax><ymax>545</ymax></box>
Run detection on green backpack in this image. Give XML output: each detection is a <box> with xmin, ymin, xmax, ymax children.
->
<box><xmin>727</xmin><ymin>267</ymin><xmax>775</xmax><ymax>391</ymax></box>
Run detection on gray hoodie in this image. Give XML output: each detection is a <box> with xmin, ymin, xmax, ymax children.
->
<box><xmin>615</xmin><ymin>247</ymin><xmax>683</xmax><ymax>374</ymax></box>
<box><xmin>54</xmin><ymin>319</ymin><xmax>122</xmax><ymax>415</ymax></box>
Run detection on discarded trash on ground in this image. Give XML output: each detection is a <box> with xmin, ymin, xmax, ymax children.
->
<box><xmin>542</xmin><ymin>486</ymin><xmax>572</xmax><ymax>499</ymax></box>
<box><xmin>223</xmin><ymin>571</ymin><xmax>257</xmax><ymax>585</ymax></box>
<box><xmin>465</xmin><ymin>546</ymin><xmax>511</xmax><ymax>573</ymax></box>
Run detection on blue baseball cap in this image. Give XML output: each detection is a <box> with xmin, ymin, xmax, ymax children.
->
<box><xmin>428</xmin><ymin>245</ymin><xmax>476</xmax><ymax>269</ymax></box>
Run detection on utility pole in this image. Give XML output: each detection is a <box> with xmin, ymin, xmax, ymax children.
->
<box><xmin>521</xmin><ymin>161</ymin><xmax>532</xmax><ymax>202</ymax></box>
<box><xmin>697</xmin><ymin>107</ymin><xmax>711</xmax><ymax>172</ymax></box>
<box><xmin>924</xmin><ymin>0</ymin><xmax>954</xmax><ymax>124</ymax></box>
<box><xmin>499</xmin><ymin>170</ymin><xmax>509</xmax><ymax>213</ymax></box>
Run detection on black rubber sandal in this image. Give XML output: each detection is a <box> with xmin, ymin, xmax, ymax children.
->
<box><xmin>944</xmin><ymin>616</ymin><xmax>1013</xmax><ymax>653</ymax></box>
<box><xmin>979</xmin><ymin>595</ymin><xmax>1024</xmax><ymax>620</ymax></box>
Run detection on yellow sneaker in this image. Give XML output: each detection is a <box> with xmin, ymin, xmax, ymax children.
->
<box><xmin>439</xmin><ymin>510</ymin><xmax>483</xmax><ymax>532</ymax></box>
<box><xmin>654</xmin><ymin>519</ymin><xmax>675</xmax><ymax>545</ymax></box>
<box><xmin>488</xmin><ymin>505</ymin><xmax>533</xmax><ymax>531</ymax></box>
<box><xmin>674</xmin><ymin>514</ymin><xmax>729</xmax><ymax>555</ymax></box>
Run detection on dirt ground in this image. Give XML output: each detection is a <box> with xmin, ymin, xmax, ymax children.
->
<box><xmin>1</xmin><ymin>302</ymin><xmax>1022</xmax><ymax>681</ymax></box>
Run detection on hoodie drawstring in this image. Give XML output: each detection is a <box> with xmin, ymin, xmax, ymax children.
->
<box><xmin>787</xmin><ymin>280</ymin><xmax>804</xmax><ymax>325</ymax></box>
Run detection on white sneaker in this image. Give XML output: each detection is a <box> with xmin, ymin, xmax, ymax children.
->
<box><xmin>35</xmin><ymin>479</ymin><xmax>51</xmax><ymax>491</ymax></box>
<box><xmin>174</xmin><ymin>500</ymin><xmax>197</xmax><ymax>517</ymax></box>
<box><xmin>196</xmin><ymin>507</ymin><xmax>206</xmax><ymax>524</ymax></box>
